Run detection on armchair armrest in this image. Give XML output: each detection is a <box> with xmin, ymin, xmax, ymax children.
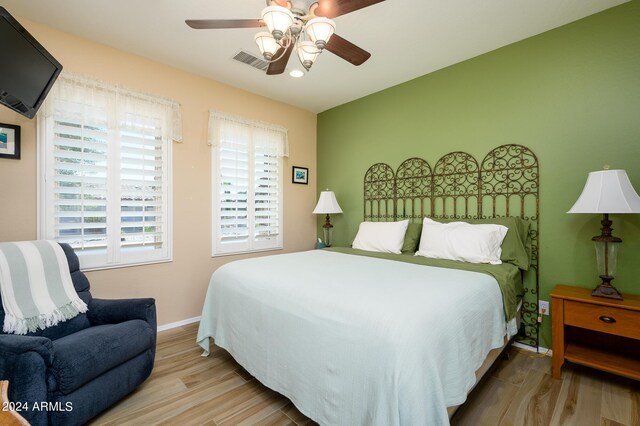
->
<box><xmin>87</xmin><ymin>298</ymin><xmax>156</xmax><ymax>329</ymax></box>
<box><xmin>0</xmin><ymin>335</ymin><xmax>52</xmax><ymax>426</ymax></box>
<box><xmin>0</xmin><ymin>335</ymin><xmax>54</xmax><ymax>369</ymax></box>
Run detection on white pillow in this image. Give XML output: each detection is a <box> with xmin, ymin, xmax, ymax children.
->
<box><xmin>415</xmin><ymin>218</ymin><xmax>508</xmax><ymax>264</ymax></box>
<box><xmin>352</xmin><ymin>220</ymin><xmax>409</xmax><ymax>254</ymax></box>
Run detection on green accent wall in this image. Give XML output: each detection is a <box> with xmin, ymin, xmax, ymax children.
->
<box><xmin>317</xmin><ymin>2</ymin><xmax>640</xmax><ymax>348</ymax></box>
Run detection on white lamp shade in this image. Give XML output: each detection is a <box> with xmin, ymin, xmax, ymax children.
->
<box><xmin>313</xmin><ymin>191</ymin><xmax>343</xmax><ymax>214</ymax></box>
<box><xmin>254</xmin><ymin>32</ymin><xmax>280</xmax><ymax>60</ymax></box>
<box><xmin>261</xmin><ymin>5</ymin><xmax>294</xmax><ymax>39</ymax></box>
<box><xmin>568</xmin><ymin>169</ymin><xmax>640</xmax><ymax>214</ymax></box>
<box><xmin>296</xmin><ymin>41</ymin><xmax>320</xmax><ymax>69</ymax></box>
<box><xmin>305</xmin><ymin>17</ymin><xmax>336</xmax><ymax>49</ymax></box>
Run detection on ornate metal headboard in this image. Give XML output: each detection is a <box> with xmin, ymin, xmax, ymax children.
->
<box><xmin>364</xmin><ymin>144</ymin><xmax>539</xmax><ymax>348</ymax></box>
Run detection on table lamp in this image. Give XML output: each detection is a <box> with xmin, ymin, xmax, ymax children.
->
<box><xmin>313</xmin><ymin>190</ymin><xmax>343</xmax><ymax>247</ymax></box>
<box><xmin>568</xmin><ymin>169</ymin><xmax>640</xmax><ymax>299</ymax></box>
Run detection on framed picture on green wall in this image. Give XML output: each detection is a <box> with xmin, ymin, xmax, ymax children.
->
<box><xmin>0</xmin><ymin>123</ymin><xmax>20</xmax><ymax>160</ymax></box>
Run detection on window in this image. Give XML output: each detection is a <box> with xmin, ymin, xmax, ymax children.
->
<box><xmin>209</xmin><ymin>111</ymin><xmax>288</xmax><ymax>256</ymax></box>
<box><xmin>38</xmin><ymin>72</ymin><xmax>181</xmax><ymax>270</ymax></box>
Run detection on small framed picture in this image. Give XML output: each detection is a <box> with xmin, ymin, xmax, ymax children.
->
<box><xmin>0</xmin><ymin>123</ymin><xmax>20</xmax><ymax>160</ymax></box>
<box><xmin>292</xmin><ymin>166</ymin><xmax>309</xmax><ymax>185</ymax></box>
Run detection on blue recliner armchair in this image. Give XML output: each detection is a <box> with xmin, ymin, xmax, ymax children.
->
<box><xmin>0</xmin><ymin>244</ymin><xmax>157</xmax><ymax>425</ymax></box>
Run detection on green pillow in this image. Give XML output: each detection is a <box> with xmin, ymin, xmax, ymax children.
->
<box><xmin>427</xmin><ymin>217</ymin><xmax>531</xmax><ymax>270</ymax></box>
<box><xmin>401</xmin><ymin>222</ymin><xmax>423</xmax><ymax>253</ymax></box>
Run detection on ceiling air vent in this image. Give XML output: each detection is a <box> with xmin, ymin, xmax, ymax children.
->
<box><xmin>232</xmin><ymin>50</ymin><xmax>269</xmax><ymax>72</ymax></box>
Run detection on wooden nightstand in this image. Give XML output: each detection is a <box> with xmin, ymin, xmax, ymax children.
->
<box><xmin>551</xmin><ymin>284</ymin><xmax>640</xmax><ymax>380</ymax></box>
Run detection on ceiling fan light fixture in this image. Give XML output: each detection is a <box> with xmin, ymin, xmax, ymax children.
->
<box><xmin>296</xmin><ymin>41</ymin><xmax>320</xmax><ymax>70</ymax></box>
<box><xmin>261</xmin><ymin>5</ymin><xmax>294</xmax><ymax>41</ymax></box>
<box><xmin>305</xmin><ymin>17</ymin><xmax>336</xmax><ymax>50</ymax></box>
<box><xmin>254</xmin><ymin>32</ymin><xmax>280</xmax><ymax>60</ymax></box>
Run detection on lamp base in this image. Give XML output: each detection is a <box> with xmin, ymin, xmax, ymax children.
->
<box><xmin>322</xmin><ymin>226</ymin><xmax>333</xmax><ymax>247</ymax></box>
<box><xmin>592</xmin><ymin>277</ymin><xmax>623</xmax><ymax>300</ymax></box>
<box><xmin>323</xmin><ymin>214</ymin><xmax>334</xmax><ymax>247</ymax></box>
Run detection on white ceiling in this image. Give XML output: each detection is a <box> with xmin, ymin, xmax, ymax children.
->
<box><xmin>0</xmin><ymin>0</ymin><xmax>627</xmax><ymax>113</ymax></box>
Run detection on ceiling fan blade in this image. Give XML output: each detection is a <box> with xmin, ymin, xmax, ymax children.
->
<box><xmin>267</xmin><ymin>43</ymin><xmax>295</xmax><ymax>75</ymax></box>
<box><xmin>185</xmin><ymin>19</ymin><xmax>264</xmax><ymax>29</ymax></box>
<box><xmin>324</xmin><ymin>34</ymin><xmax>371</xmax><ymax>66</ymax></box>
<box><xmin>313</xmin><ymin>0</ymin><xmax>385</xmax><ymax>18</ymax></box>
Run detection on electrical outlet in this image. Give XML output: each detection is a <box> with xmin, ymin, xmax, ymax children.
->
<box><xmin>539</xmin><ymin>300</ymin><xmax>550</xmax><ymax>315</ymax></box>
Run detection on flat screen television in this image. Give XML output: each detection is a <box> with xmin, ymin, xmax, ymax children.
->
<box><xmin>0</xmin><ymin>7</ymin><xmax>63</xmax><ymax>119</ymax></box>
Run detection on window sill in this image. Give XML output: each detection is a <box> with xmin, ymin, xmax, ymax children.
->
<box><xmin>80</xmin><ymin>257</ymin><xmax>173</xmax><ymax>272</ymax></box>
<box><xmin>212</xmin><ymin>247</ymin><xmax>283</xmax><ymax>258</ymax></box>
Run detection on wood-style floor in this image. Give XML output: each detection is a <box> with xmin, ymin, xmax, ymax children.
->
<box><xmin>90</xmin><ymin>323</ymin><xmax>640</xmax><ymax>426</ymax></box>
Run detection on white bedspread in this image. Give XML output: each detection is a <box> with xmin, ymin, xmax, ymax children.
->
<box><xmin>197</xmin><ymin>250</ymin><xmax>509</xmax><ymax>426</ymax></box>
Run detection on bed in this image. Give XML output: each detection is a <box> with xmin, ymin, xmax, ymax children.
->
<box><xmin>197</xmin><ymin>144</ymin><xmax>540</xmax><ymax>425</ymax></box>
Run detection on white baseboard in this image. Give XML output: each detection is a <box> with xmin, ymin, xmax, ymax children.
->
<box><xmin>157</xmin><ymin>316</ymin><xmax>201</xmax><ymax>332</ymax></box>
<box><xmin>513</xmin><ymin>341</ymin><xmax>552</xmax><ymax>356</ymax></box>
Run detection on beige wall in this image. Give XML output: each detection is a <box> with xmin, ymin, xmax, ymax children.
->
<box><xmin>0</xmin><ymin>19</ymin><xmax>317</xmax><ymax>326</ymax></box>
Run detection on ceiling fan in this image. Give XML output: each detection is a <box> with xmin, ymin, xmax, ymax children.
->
<box><xmin>186</xmin><ymin>0</ymin><xmax>385</xmax><ymax>75</ymax></box>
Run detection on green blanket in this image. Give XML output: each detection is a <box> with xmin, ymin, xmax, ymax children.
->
<box><xmin>325</xmin><ymin>247</ymin><xmax>523</xmax><ymax>320</ymax></box>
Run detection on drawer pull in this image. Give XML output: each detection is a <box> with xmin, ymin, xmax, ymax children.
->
<box><xmin>599</xmin><ymin>315</ymin><xmax>616</xmax><ymax>324</ymax></box>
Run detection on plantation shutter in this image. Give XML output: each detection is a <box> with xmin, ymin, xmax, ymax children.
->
<box><xmin>219</xmin><ymin>136</ymin><xmax>250</xmax><ymax>247</ymax></box>
<box><xmin>209</xmin><ymin>111</ymin><xmax>287</xmax><ymax>256</ymax></box>
<box><xmin>253</xmin><ymin>128</ymin><xmax>282</xmax><ymax>247</ymax></box>
<box><xmin>119</xmin><ymin>113</ymin><xmax>166</xmax><ymax>251</ymax></box>
<box><xmin>39</xmin><ymin>72</ymin><xmax>179</xmax><ymax>270</ymax></box>
<box><xmin>49</xmin><ymin>101</ymin><xmax>109</xmax><ymax>251</ymax></box>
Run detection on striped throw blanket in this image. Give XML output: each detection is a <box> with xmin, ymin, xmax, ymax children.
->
<box><xmin>0</xmin><ymin>241</ymin><xmax>88</xmax><ymax>335</ymax></box>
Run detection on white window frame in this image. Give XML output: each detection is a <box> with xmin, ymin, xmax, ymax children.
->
<box><xmin>210</xmin><ymin>112</ymin><xmax>287</xmax><ymax>257</ymax></box>
<box><xmin>37</xmin><ymin>73</ymin><xmax>179</xmax><ymax>271</ymax></box>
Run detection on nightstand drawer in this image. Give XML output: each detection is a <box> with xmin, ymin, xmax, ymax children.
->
<box><xmin>564</xmin><ymin>300</ymin><xmax>640</xmax><ymax>340</ymax></box>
